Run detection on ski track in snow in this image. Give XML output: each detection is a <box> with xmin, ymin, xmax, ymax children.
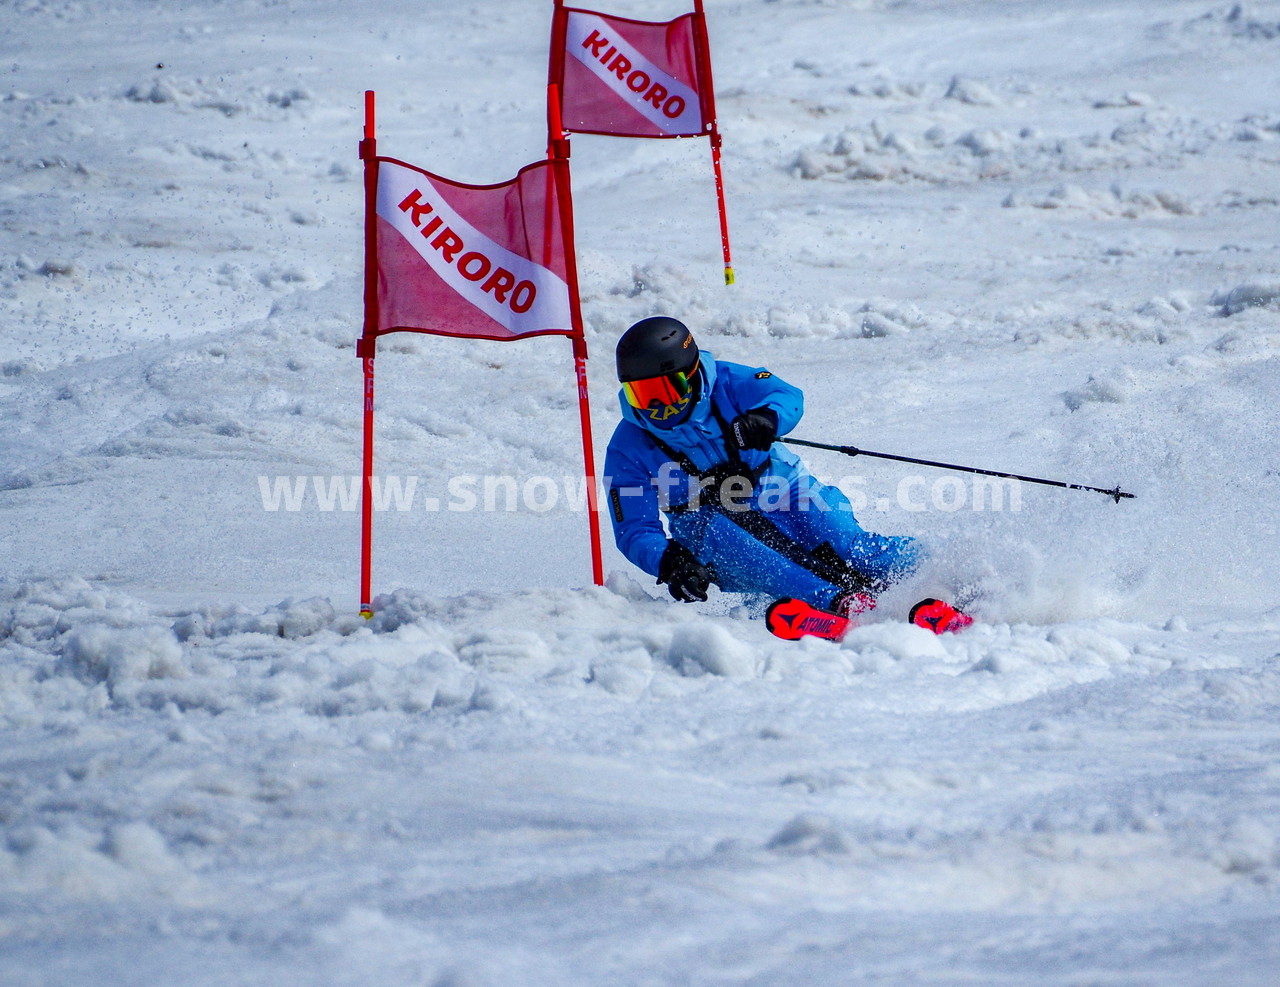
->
<box><xmin>2</xmin><ymin>0</ymin><xmax>1280</xmax><ymax>983</ymax></box>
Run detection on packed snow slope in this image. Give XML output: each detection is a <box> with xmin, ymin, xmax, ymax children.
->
<box><xmin>2</xmin><ymin>0</ymin><xmax>1280</xmax><ymax>984</ymax></box>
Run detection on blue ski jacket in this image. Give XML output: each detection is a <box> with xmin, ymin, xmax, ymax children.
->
<box><xmin>603</xmin><ymin>352</ymin><xmax>806</xmax><ymax>578</ymax></box>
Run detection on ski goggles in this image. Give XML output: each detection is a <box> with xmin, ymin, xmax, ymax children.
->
<box><xmin>622</xmin><ymin>360</ymin><xmax>700</xmax><ymax>421</ymax></box>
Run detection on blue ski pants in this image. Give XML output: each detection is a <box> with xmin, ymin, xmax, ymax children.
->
<box><xmin>666</xmin><ymin>472</ymin><xmax>921</xmax><ymax>610</ymax></box>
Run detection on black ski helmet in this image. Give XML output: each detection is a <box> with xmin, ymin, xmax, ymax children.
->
<box><xmin>615</xmin><ymin>316</ymin><xmax>699</xmax><ymax>382</ymax></box>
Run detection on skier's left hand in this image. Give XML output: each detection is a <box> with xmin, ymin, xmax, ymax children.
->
<box><xmin>730</xmin><ymin>407</ymin><xmax>779</xmax><ymax>451</ymax></box>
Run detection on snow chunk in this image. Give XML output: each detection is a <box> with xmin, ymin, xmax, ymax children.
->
<box><xmin>4</xmin><ymin>823</ymin><xmax>192</xmax><ymax>901</ymax></box>
<box><xmin>207</xmin><ymin>597</ymin><xmax>337</xmax><ymax>639</ymax></box>
<box><xmin>457</xmin><ymin>630</ymin><xmax>556</xmax><ymax>676</ymax></box>
<box><xmin>667</xmin><ymin>622</ymin><xmax>758</xmax><ymax>678</ymax></box>
<box><xmin>1003</xmin><ymin>184</ymin><xmax>1194</xmax><ymax>218</ymax></box>
<box><xmin>1063</xmin><ymin>373</ymin><xmax>1133</xmax><ymax>410</ymax></box>
<box><xmin>766</xmin><ymin>813</ymin><xmax>855</xmax><ymax>855</ymax></box>
<box><xmin>603</xmin><ymin>569</ymin><xmax>655</xmax><ymax>603</ymax></box>
<box><xmin>1093</xmin><ymin>91</ymin><xmax>1155</xmax><ymax>109</ymax></box>
<box><xmin>3</xmin><ymin>827</ymin><xmax>129</xmax><ymax>900</ymax></box>
<box><xmin>124</xmin><ymin>80</ymin><xmax>181</xmax><ymax>105</ymax></box>
<box><xmin>1213</xmin><ymin>818</ymin><xmax>1280</xmax><ymax>875</ymax></box>
<box><xmin>1213</xmin><ymin>282</ymin><xmax>1280</xmax><ymax>315</ymax></box>
<box><xmin>1187</xmin><ymin>4</ymin><xmax>1280</xmax><ymax>40</ymax></box>
<box><xmin>945</xmin><ymin>75</ymin><xmax>1001</xmax><ymax>106</ymax></box>
<box><xmin>37</xmin><ymin>259</ymin><xmax>77</xmax><ymax>277</ymax></box>
<box><xmin>589</xmin><ymin>648</ymin><xmax>653</xmax><ymax>698</ymax></box>
<box><xmin>848</xmin><ymin>78</ymin><xmax>926</xmax><ymax>100</ymax></box>
<box><xmin>956</xmin><ymin>129</ymin><xmax>1015</xmax><ymax>157</ymax></box>
<box><xmin>841</xmin><ymin>622</ymin><xmax>949</xmax><ymax>663</ymax></box>
<box><xmin>966</xmin><ymin>650</ymin><xmax>1035</xmax><ymax>675</ymax></box>
<box><xmin>105</xmin><ymin>822</ymin><xmax>184</xmax><ymax>880</ymax></box>
<box><xmin>858</xmin><ymin>300</ymin><xmax>929</xmax><ymax>337</ymax></box>
<box><xmin>59</xmin><ymin>624</ymin><xmax>187</xmax><ymax>690</ymax></box>
<box><xmin>1046</xmin><ymin>626</ymin><xmax>1132</xmax><ymax>667</ymax></box>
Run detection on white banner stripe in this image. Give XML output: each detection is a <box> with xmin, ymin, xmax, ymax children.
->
<box><xmin>565</xmin><ymin>11</ymin><xmax>703</xmax><ymax>136</ymax></box>
<box><xmin>375</xmin><ymin>162</ymin><xmax>572</xmax><ymax>336</ymax></box>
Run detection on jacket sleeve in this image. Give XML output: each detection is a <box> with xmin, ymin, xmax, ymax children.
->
<box><xmin>720</xmin><ymin>362</ymin><xmax>804</xmax><ymax>437</ymax></box>
<box><xmin>602</xmin><ymin>424</ymin><xmax>670</xmax><ymax>578</ymax></box>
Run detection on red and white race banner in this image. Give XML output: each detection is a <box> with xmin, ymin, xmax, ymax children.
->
<box><xmin>548</xmin><ymin>2</ymin><xmax>734</xmax><ymax>285</ymax></box>
<box><xmin>356</xmin><ymin>92</ymin><xmax>604</xmax><ymax>618</ymax></box>
<box><xmin>372</xmin><ymin>157</ymin><xmax>576</xmax><ymax>341</ymax></box>
<box><xmin>551</xmin><ymin>6</ymin><xmax>711</xmax><ymax>139</ymax></box>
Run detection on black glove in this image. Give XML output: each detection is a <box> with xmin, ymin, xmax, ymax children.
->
<box><xmin>657</xmin><ymin>541</ymin><xmax>712</xmax><ymax>603</ymax></box>
<box><xmin>730</xmin><ymin>407</ymin><xmax>779</xmax><ymax>451</ymax></box>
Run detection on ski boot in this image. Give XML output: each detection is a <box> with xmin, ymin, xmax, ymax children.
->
<box><xmin>908</xmin><ymin>598</ymin><xmax>973</xmax><ymax>634</ymax></box>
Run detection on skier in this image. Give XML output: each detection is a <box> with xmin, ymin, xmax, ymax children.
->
<box><xmin>602</xmin><ymin>316</ymin><xmax>970</xmax><ymax>636</ymax></box>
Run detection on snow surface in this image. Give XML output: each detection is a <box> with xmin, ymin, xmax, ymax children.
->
<box><xmin>3</xmin><ymin>0</ymin><xmax>1280</xmax><ymax>983</ymax></box>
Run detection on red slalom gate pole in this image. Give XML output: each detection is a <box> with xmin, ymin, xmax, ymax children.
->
<box><xmin>572</xmin><ymin>335</ymin><xmax>605</xmax><ymax>587</ymax></box>
<box><xmin>544</xmin><ymin>83</ymin><xmax>565</xmax><ymax>269</ymax></box>
<box><xmin>549</xmin><ymin>86</ymin><xmax>604</xmax><ymax>587</ymax></box>
<box><xmin>358</xmin><ymin>90</ymin><xmax>379</xmax><ymax>618</ymax></box>
<box><xmin>693</xmin><ymin>0</ymin><xmax>733</xmax><ymax>285</ymax></box>
<box><xmin>358</xmin><ymin>347</ymin><xmax>376</xmax><ymax>618</ymax></box>
<box><xmin>709</xmin><ymin>133</ymin><xmax>733</xmax><ymax>285</ymax></box>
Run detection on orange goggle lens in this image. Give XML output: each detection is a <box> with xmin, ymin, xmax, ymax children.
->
<box><xmin>622</xmin><ymin>363</ymin><xmax>698</xmax><ymax>417</ymax></box>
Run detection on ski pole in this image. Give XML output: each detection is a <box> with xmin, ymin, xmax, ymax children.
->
<box><xmin>783</xmin><ymin>438</ymin><xmax>1135</xmax><ymax>503</ymax></box>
